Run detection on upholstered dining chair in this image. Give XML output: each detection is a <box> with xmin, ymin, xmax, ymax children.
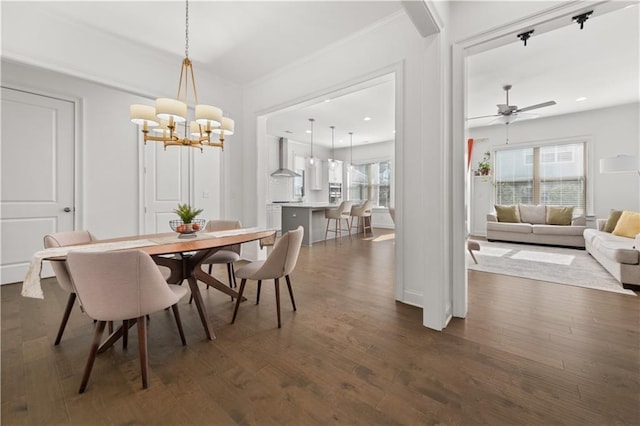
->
<box><xmin>44</xmin><ymin>230</ymin><xmax>97</xmax><ymax>345</ymax></box>
<box><xmin>349</xmin><ymin>200</ymin><xmax>374</xmax><ymax>237</ymax></box>
<box><xmin>67</xmin><ymin>249</ymin><xmax>188</xmax><ymax>393</ymax></box>
<box><xmin>231</xmin><ymin>226</ymin><xmax>304</xmax><ymax>328</ymax></box>
<box><xmin>324</xmin><ymin>201</ymin><xmax>352</xmax><ymax>241</ymax></box>
<box><xmin>197</xmin><ymin>220</ymin><xmax>243</xmax><ymax>302</ymax></box>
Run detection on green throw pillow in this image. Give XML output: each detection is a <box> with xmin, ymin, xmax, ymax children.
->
<box><xmin>604</xmin><ymin>210</ymin><xmax>623</xmax><ymax>233</ymax></box>
<box><xmin>547</xmin><ymin>206</ymin><xmax>574</xmax><ymax>226</ymax></box>
<box><xmin>495</xmin><ymin>204</ymin><xmax>520</xmax><ymax>223</ymax></box>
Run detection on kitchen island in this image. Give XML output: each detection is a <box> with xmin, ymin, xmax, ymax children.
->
<box><xmin>280</xmin><ymin>203</ymin><xmax>339</xmax><ymax>246</ymax></box>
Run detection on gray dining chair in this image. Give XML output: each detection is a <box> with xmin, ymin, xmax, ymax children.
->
<box><xmin>44</xmin><ymin>230</ymin><xmax>97</xmax><ymax>345</ymax></box>
<box><xmin>231</xmin><ymin>226</ymin><xmax>304</xmax><ymax>328</ymax></box>
<box><xmin>67</xmin><ymin>249</ymin><xmax>188</xmax><ymax>393</ymax></box>
<box><xmin>324</xmin><ymin>201</ymin><xmax>352</xmax><ymax>241</ymax></box>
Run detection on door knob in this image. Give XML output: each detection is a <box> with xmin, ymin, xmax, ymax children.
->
<box><xmin>63</xmin><ymin>207</ymin><xmax>72</xmax><ymax>212</ymax></box>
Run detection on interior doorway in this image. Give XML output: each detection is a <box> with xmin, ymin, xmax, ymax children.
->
<box><xmin>456</xmin><ymin>3</ymin><xmax>637</xmax><ymax>297</ymax></box>
<box><xmin>254</xmin><ymin>69</ymin><xmax>401</xmax><ymax>295</ymax></box>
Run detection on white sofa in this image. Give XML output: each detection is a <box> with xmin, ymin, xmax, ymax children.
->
<box><xmin>584</xmin><ymin>219</ymin><xmax>640</xmax><ymax>286</ymax></box>
<box><xmin>486</xmin><ymin>204</ymin><xmax>586</xmax><ymax>248</ymax></box>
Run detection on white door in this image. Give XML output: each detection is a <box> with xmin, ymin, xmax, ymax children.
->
<box><xmin>1</xmin><ymin>87</ymin><xmax>75</xmax><ymax>284</ymax></box>
<box><xmin>143</xmin><ymin>141</ymin><xmax>190</xmax><ymax>233</ymax></box>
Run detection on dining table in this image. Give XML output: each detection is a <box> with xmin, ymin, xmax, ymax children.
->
<box><xmin>22</xmin><ymin>227</ymin><xmax>276</xmax><ymax>348</ymax></box>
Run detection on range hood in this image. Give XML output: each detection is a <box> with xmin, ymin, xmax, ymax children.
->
<box><xmin>271</xmin><ymin>137</ymin><xmax>300</xmax><ymax>177</ymax></box>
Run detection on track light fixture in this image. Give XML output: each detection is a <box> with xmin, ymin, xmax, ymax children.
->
<box><xmin>572</xmin><ymin>11</ymin><xmax>593</xmax><ymax>30</ymax></box>
<box><xmin>517</xmin><ymin>30</ymin><xmax>534</xmax><ymax>47</ymax></box>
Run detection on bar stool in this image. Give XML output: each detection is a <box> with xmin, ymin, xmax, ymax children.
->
<box><xmin>350</xmin><ymin>200</ymin><xmax>373</xmax><ymax>237</ymax></box>
<box><xmin>324</xmin><ymin>201</ymin><xmax>352</xmax><ymax>241</ymax></box>
<box><xmin>467</xmin><ymin>240</ymin><xmax>480</xmax><ymax>264</ymax></box>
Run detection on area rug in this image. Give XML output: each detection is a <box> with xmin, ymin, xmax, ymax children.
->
<box><xmin>467</xmin><ymin>240</ymin><xmax>637</xmax><ymax>296</ymax></box>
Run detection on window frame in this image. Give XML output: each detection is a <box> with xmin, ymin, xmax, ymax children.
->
<box><xmin>490</xmin><ymin>137</ymin><xmax>594</xmax><ymax>215</ymax></box>
<box><xmin>347</xmin><ymin>158</ymin><xmax>393</xmax><ymax>208</ymax></box>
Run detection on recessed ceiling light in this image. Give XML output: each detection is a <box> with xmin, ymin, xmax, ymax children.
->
<box><xmin>324</xmin><ymin>99</ymin><xmax>331</xmax><ymax>103</ymax></box>
<box><xmin>339</xmin><ymin>139</ymin><xmax>343</xmax><ymax>143</ymax></box>
<box><xmin>363</xmin><ymin>116</ymin><xmax>372</xmax><ymax>121</ymax></box>
<box><xmin>575</xmin><ymin>97</ymin><xmax>587</xmax><ymax>102</ymax></box>
<box><xmin>392</xmin><ymin>130</ymin><xmax>396</xmax><ymax>134</ymax></box>
<box><xmin>305</xmin><ymin>130</ymin><xmax>311</xmax><ymax>134</ymax></box>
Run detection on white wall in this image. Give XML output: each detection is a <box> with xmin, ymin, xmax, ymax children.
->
<box><xmin>240</xmin><ymin>10</ymin><xmax>451</xmax><ymax>328</ymax></box>
<box><xmin>1</xmin><ymin>4</ymin><xmax>243</xmax><ymax>226</ymax></box>
<box><xmin>2</xmin><ymin>61</ymin><xmax>144</xmax><ymax>238</ymax></box>
<box><xmin>469</xmin><ymin>103</ymin><xmax>640</xmax><ymax>232</ymax></box>
<box><xmin>1</xmin><ymin>60</ymin><xmax>227</xmax><ymax>238</ymax></box>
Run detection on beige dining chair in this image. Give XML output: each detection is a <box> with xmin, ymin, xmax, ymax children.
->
<box><xmin>231</xmin><ymin>226</ymin><xmax>304</xmax><ymax>328</ymax></box>
<box><xmin>44</xmin><ymin>230</ymin><xmax>97</xmax><ymax>345</ymax></box>
<box><xmin>349</xmin><ymin>200</ymin><xmax>374</xmax><ymax>237</ymax></box>
<box><xmin>67</xmin><ymin>249</ymin><xmax>188</xmax><ymax>393</ymax></box>
<box><xmin>198</xmin><ymin>220</ymin><xmax>243</xmax><ymax>300</ymax></box>
<box><xmin>324</xmin><ymin>201</ymin><xmax>352</xmax><ymax>241</ymax></box>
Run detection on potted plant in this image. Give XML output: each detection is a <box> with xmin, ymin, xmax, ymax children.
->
<box><xmin>477</xmin><ymin>151</ymin><xmax>491</xmax><ymax>176</ymax></box>
<box><xmin>172</xmin><ymin>203</ymin><xmax>204</xmax><ymax>234</ymax></box>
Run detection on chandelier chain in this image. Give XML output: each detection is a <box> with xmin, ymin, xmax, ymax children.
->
<box><xmin>185</xmin><ymin>0</ymin><xmax>189</xmax><ymax>58</ymax></box>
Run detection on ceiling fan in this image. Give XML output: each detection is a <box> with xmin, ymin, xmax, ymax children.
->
<box><xmin>469</xmin><ymin>84</ymin><xmax>556</xmax><ymax>124</ymax></box>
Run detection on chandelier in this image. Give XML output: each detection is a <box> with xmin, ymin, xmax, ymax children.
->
<box><xmin>129</xmin><ymin>0</ymin><xmax>234</xmax><ymax>151</ymax></box>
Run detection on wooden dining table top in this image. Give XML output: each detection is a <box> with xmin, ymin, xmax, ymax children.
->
<box><xmin>42</xmin><ymin>227</ymin><xmax>276</xmax><ymax>260</ymax></box>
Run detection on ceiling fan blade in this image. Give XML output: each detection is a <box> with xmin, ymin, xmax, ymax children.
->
<box><xmin>516</xmin><ymin>100</ymin><xmax>556</xmax><ymax>113</ymax></box>
<box><xmin>467</xmin><ymin>114</ymin><xmax>500</xmax><ymax>120</ymax></box>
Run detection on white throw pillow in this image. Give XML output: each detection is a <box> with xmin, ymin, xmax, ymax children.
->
<box><xmin>518</xmin><ymin>204</ymin><xmax>546</xmax><ymax>224</ymax></box>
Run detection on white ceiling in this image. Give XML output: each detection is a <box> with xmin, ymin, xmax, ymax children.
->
<box><xmin>2</xmin><ymin>2</ymin><xmax>638</xmax><ymax>146</ymax></box>
<box><xmin>266</xmin><ymin>74</ymin><xmax>395</xmax><ymax>149</ymax></box>
<box><xmin>467</xmin><ymin>4</ymin><xmax>639</xmax><ymax>128</ymax></box>
<box><xmin>32</xmin><ymin>1</ymin><xmax>404</xmax><ymax>85</ymax></box>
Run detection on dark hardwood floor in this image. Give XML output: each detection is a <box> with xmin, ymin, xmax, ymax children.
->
<box><xmin>2</xmin><ymin>229</ymin><xmax>639</xmax><ymax>425</ymax></box>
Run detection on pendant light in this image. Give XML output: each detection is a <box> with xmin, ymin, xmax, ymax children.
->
<box><xmin>348</xmin><ymin>132</ymin><xmax>354</xmax><ymax>170</ymax></box>
<box><xmin>329</xmin><ymin>126</ymin><xmax>336</xmax><ymax>170</ymax></box>
<box><xmin>308</xmin><ymin>118</ymin><xmax>316</xmax><ymax>165</ymax></box>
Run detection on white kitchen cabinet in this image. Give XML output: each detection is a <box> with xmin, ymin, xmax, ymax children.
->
<box><xmin>266</xmin><ymin>204</ymin><xmax>282</xmax><ymax>235</ymax></box>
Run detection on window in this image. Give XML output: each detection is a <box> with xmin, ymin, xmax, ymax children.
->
<box><xmin>495</xmin><ymin>142</ymin><xmax>586</xmax><ymax>214</ymax></box>
<box><xmin>348</xmin><ymin>160</ymin><xmax>391</xmax><ymax>207</ymax></box>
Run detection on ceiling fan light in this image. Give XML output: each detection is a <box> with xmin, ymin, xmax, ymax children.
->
<box><xmin>130</xmin><ymin>104</ymin><xmax>159</xmax><ymax>127</ymax></box>
<box><xmin>495</xmin><ymin>115</ymin><xmax>514</xmax><ymax>124</ymax></box>
<box><xmin>195</xmin><ymin>105</ymin><xmax>222</xmax><ymax>127</ymax></box>
<box><xmin>156</xmin><ymin>98</ymin><xmax>187</xmax><ymax>123</ymax></box>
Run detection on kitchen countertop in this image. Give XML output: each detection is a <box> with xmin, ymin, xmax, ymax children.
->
<box><xmin>279</xmin><ymin>202</ymin><xmax>336</xmax><ymax>208</ymax></box>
